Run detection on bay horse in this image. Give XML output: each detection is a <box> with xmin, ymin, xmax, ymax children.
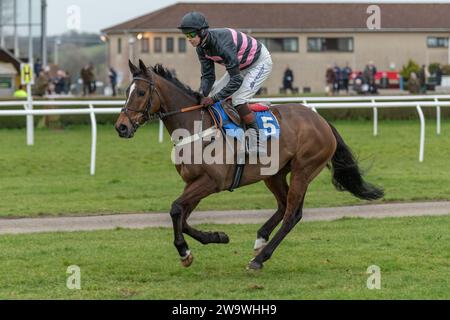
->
<box><xmin>115</xmin><ymin>59</ymin><xmax>383</xmax><ymax>270</ymax></box>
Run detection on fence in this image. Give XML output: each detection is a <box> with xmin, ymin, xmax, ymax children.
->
<box><xmin>1</xmin><ymin>95</ymin><xmax>450</xmax><ymax>175</ymax></box>
<box><xmin>0</xmin><ymin>100</ymin><xmax>153</xmax><ymax>176</ymax></box>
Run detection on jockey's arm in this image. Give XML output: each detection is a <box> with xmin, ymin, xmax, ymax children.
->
<box><xmin>210</xmin><ymin>49</ymin><xmax>243</xmax><ymax>102</ymax></box>
<box><xmin>211</xmin><ymin>66</ymin><xmax>243</xmax><ymax>102</ymax></box>
<box><xmin>198</xmin><ymin>50</ymin><xmax>216</xmax><ymax>97</ymax></box>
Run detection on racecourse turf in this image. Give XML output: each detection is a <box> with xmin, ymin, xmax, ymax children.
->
<box><xmin>1</xmin><ymin>119</ymin><xmax>450</xmax><ymax>217</ymax></box>
<box><xmin>0</xmin><ymin>215</ymin><xmax>448</xmax><ymax>299</ymax></box>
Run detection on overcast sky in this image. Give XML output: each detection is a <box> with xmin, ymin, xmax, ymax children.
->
<box><xmin>47</xmin><ymin>0</ymin><xmax>450</xmax><ymax>35</ymax></box>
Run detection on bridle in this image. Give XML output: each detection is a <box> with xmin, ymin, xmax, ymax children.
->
<box><xmin>121</xmin><ymin>76</ymin><xmax>206</xmax><ymax>131</ymax></box>
<box><xmin>121</xmin><ymin>76</ymin><xmax>163</xmax><ymax>131</ymax></box>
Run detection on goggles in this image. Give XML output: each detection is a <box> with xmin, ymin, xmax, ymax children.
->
<box><xmin>184</xmin><ymin>30</ymin><xmax>198</xmax><ymax>39</ymax></box>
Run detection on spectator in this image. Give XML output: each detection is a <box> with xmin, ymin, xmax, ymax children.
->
<box><xmin>352</xmin><ymin>71</ymin><xmax>366</xmax><ymax>94</ymax></box>
<box><xmin>436</xmin><ymin>64</ymin><xmax>443</xmax><ymax>86</ymax></box>
<box><xmin>54</xmin><ymin>70</ymin><xmax>66</xmax><ymax>95</ymax></box>
<box><xmin>282</xmin><ymin>65</ymin><xmax>294</xmax><ymax>93</ymax></box>
<box><xmin>408</xmin><ymin>72</ymin><xmax>420</xmax><ymax>94</ymax></box>
<box><xmin>32</xmin><ymin>70</ymin><xmax>49</xmax><ymax>97</ymax></box>
<box><xmin>109</xmin><ymin>67</ymin><xmax>118</xmax><ymax>96</ymax></box>
<box><xmin>418</xmin><ymin>64</ymin><xmax>427</xmax><ymax>93</ymax></box>
<box><xmin>370</xmin><ymin>61</ymin><xmax>378</xmax><ymax>93</ymax></box>
<box><xmin>88</xmin><ymin>63</ymin><xmax>96</xmax><ymax>95</ymax></box>
<box><xmin>341</xmin><ymin>62</ymin><xmax>352</xmax><ymax>94</ymax></box>
<box><xmin>64</xmin><ymin>71</ymin><xmax>72</xmax><ymax>94</ymax></box>
<box><xmin>333</xmin><ymin>63</ymin><xmax>341</xmax><ymax>94</ymax></box>
<box><xmin>34</xmin><ymin>58</ymin><xmax>42</xmax><ymax>78</ymax></box>
<box><xmin>364</xmin><ymin>61</ymin><xmax>378</xmax><ymax>94</ymax></box>
<box><xmin>325</xmin><ymin>65</ymin><xmax>335</xmax><ymax>96</ymax></box>
<box><xmin>80</xmin><ymin>64</ymin><xmax>91</xmax><ymax>96</ymax></box>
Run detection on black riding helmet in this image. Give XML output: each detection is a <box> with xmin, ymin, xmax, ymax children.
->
<box><xmin>178</xmin><ymin>11</ymin><xmax>209</xmax><ymax>37</ymax></box>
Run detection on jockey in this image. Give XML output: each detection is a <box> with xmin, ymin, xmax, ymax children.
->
<box><xmin>178</xmin><ymin>11</ymin><xmax>273</xmax><ymax>156</ymax></box>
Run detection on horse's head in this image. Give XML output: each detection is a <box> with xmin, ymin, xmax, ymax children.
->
<box><xmin>115</xmin><ymin>59</ymin><xmax>161</xmax><ymax>138</ymax></box>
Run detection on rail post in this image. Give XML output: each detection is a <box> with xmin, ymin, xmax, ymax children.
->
<box><xmin>89</xmin><ymin>104</ymin><xmax>97</xmax><ymax>175</ymax></box>
<box><xmin>416</xmin><ymin>105</ymin><xmax>425</xmax><ymax>162</ymax></box>
<box><xmin>372</xmin><ymin>99</ymin><xmax>378</xmax><ymax>136</ymax></box>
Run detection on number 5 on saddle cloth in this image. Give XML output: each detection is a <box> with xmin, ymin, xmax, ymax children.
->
<box><xmin>209</xmin><ymin>100</ymin><xmax>281</xmax><ymax>192</ymax></box>
<box><xmin>210</xmin><ymin>100</ymin><xmax>280</xmax><ymax>142</ymax></box>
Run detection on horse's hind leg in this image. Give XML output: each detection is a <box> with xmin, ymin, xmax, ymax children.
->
<box><xmin>249</xmin><ymin>170</ymin><xmax>307</xmax><ymax>270</ymax></box>
<box><xmin>254</xmin><ymin>169</ymin><xmax>289</xmax><ymax>256</ymax></box>
<box><xmin>248</xmin><ymin>154</ymin><xmax>329</xmax><ymax>270</ymax></box>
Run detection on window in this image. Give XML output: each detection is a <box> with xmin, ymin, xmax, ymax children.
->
<box><xmin>118</xmin><ymin>38</ymin><xmax>122</xmax><ymax>54</ymax></box>
<box><xmin>154</xmin><ymin>37</ymin><xmax>162</xmax><ymax>53</ymax></box>
<box><xmin>166</xmin><ymin>37</ymin><xmax>174</xmax><ymax>53</ymax></box>
<box><xmin>0</xmin><ymin>77</ymin><xmax>12</xmax><ymax>89</ymax></box>
<box><xmin>427</xmin><ymin>37</ymin><xmax>448</xmax><ymax>48</ymax></box>
<box><xmin>178</xmin><ymin>37</ymin><xmax>186</xmax><ymax>53</ymax></box>
<box><xmin>256</xmin><ymin>38</ymin><xmax>298</xmax><ymax>52</ymax></box>
<box><xmin>141</xmin><ymin>38</ymin><xmax>149</xmax><ymax>53</ymax></box>
<box><xmin>307</xmin><ymin>37</ymin><xmax>354</xmax><ymax>52</ymax></box>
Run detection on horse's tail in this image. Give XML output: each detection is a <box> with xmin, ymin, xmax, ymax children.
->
<box><xmin>328</xmin><ymin>123</ymin><xmax>384</xmax><ymax>200</ymax></box>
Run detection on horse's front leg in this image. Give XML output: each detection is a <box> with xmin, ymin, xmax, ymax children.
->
<box><xmin>179</xmin><ymin>200</ymin><xmax>229</xmax><ymax>245</ymax></box>
<box><xmin>170</xmin><ymin>174</ymin><xmax>218</xmax><ymax>267</ymax></box>
<box><xmin>170</xmin><ymin>201</ymin><xmax>192</xmax><ymax>267</ymax></box>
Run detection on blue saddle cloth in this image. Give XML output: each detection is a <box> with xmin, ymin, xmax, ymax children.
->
<box><xmin>210</xmin><ymin>102</ymin><xmax>280</xmax><ymax>142</ymax></box>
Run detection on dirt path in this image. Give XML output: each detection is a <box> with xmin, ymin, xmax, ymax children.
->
<box><xmin>1</xmin><ymin>201</ymin><xmax>450</xmax><ymax>235</ymax></box>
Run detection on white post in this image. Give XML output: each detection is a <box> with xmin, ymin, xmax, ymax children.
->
<box><xmin>26</xmin><ymin>85</ymin><xmax>34</xmax><ymax>145</ymax></box>
<box><xmin>28</xmin><ymin>0</ymin><xmax>33</xmax><ymax>62</ymax></box>
<box><xmin>435</xmin><ymin>98</ymin><xmax>441</xmax><ymax>135</ymax></box>
<box><xmin>89</xmin><ymin>104</ymin><xmax>97</xmax><ymax>175</ymax></box>
<box><xmin>159</xmin><ymin>119</ymin><xmax>164</xmax><ymax>143</ymax></box>
<box><xmin>416</xmin><ymin>105</ymin><xmax>425</xmax><ymax>163</ymax></box>
<box><xmin>41</xmin><ymin>0</ymin><xmax>48</xmax><ymax>67</ymax></box>
<box><xmin>448</xmin><ymin>36</ymin><xmax>450</xmax><ymax>65</ymax></box>
<box><xmin>13</xmin><ymin>0</ymin><xmax>19</xmax><ymax>57</ymax></box>
<box><xmin>372</xmin><ymin>99</ymin><xmax>378</xmax><ymax>136</ymax></box>
<box><xmin>0</xmin><ymin>1</ymin><xmax>4</xmax><ymax>48</ymax></box>
<box><xmin>26</xmin><ymin>0</ymin><xmax>34</xmax><ymax>146</ymax></box>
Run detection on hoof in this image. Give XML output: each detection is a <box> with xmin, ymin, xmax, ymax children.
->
<box><xmin>246</xmin><ymin>259</ymin><xmax>263</xmax><ymax>271</ymax></box>
<box><xmin>180</xmin><ymin>252</ymin><xmax>194</xmax><ymax>268</ymax></box>
<box><xmin>217</xmin><ymin>232</ymin><xmax>230</xmax><ymax>244</ymax></box>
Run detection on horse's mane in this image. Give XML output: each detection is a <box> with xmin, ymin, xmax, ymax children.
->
<box><xmin>151</xmin><ymin>64</ymin><xmax>202</xmax><ymax>103</ymax></box>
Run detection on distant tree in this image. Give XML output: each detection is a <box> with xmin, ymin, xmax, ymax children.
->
<box><xmin>58</xmin><ymin>43</ymin><xmax>106</xmax><ymax>85</ymax></box>
<box><xmin>441</xmin><ymin>65</ymin><xmax>450</xmax><ymax>76</ymax></box>
<box><xmin>428</xmin><ymin>63</ymin><xmax>441</xmax><ymax>75</ymax></box>
<box><xmin>400</xmin><ymin>59</ymin><xmax>420</xmax><ymax>81</ymax></box>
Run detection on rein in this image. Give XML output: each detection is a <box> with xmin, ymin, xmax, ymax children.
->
<box><xmin>121</xmin><ymin>76</ymin><xmax>206</xmax><ymax>129</ymax></box>
<box><xmin>158</xmin><ymin>103</ymin><xmax>205</xmax><ymax>120</ymax></box>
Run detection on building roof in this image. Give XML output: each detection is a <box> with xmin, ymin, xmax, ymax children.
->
<box><xmin>102</xmin><ymin>2</ymin><xmax>450</xmax><ymax>34</ymax></box>
<box><xmin>0</xmin><ymin>48</ymin><xmax>22</xmax><ymax>73</ymax></box>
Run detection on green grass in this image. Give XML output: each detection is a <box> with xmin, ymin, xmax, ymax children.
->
<box><xmin>0</xmin><ymin>215</ymin><xmax>448</xmax><ymax>299</ymax></box>
<box><xmin>1</xmin><ymin>119</ymin><xmax>450</xmax><ymax>217</ymax></box>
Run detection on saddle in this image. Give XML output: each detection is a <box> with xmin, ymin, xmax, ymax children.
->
<box><xmin>211</xmin><ymin>99</ymin><xmax>273</xmax><ymax>193</ymax></box>
<box><xmin>220</xmin><ymin>99</ymin><xmax>270</xmax><ymax>126</ymax></box>
<box><xmin>220</xmin><ymin>99</ymin><xmax>241</xmax><ymax>126</ymax></box>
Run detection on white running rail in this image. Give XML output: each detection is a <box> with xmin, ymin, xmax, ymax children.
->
<box><xmin>1</xmin><ymin>95</ymin><xmax>449</xmax><ymax>174</ymax></box>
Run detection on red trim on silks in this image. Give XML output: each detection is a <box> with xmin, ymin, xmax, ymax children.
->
<box><xmin>249</xmin><ymin>103</ymin><xmax>269</xmax><ymax>112</ymax></box>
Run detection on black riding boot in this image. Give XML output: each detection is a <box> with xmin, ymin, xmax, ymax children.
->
<box><xmin>235</xmin><ymin>103</ymin><xmax>267</xmax><ymax>156</ymax></box>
